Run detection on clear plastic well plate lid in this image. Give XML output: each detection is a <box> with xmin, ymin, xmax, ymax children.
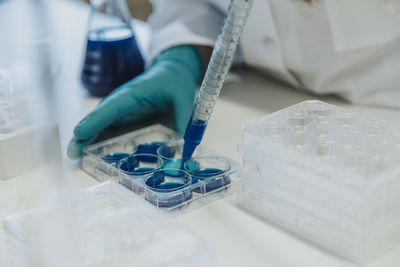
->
<box><xmin>3</xmin><ymin>182</ymin><xmax>216</xmax><ymax>267</ymax></box>
<box><xmin>242</xmin><ymin>100</ymin><xmax>400</xmax><ymax>194</ymax></box>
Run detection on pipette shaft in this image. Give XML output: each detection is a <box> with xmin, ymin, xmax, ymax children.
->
<box><xmin>182</xmin><ymin>0</ymin><xmax>254</xmax><ymax>160</ymax></box>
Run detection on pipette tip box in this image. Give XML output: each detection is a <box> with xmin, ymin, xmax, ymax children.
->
<box><xmin>82</xmin><ymin>124</ymin><xmax>241</xmax><ymax>215</ymax></box>
<box><xmin>237</xmin><ymin>100</ymin><xmax>400</xmax><ymax>263</ymax></box>
<box><xmin>2</xmin><ymin>181</ymin><xmax>217</xmax><ymax>267</ymax></box>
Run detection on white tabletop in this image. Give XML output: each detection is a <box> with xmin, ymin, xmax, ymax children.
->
<box><xmin>2</xmin><ymin>1</ymin><xmax>400</xmax><ymax>266</ymax></box>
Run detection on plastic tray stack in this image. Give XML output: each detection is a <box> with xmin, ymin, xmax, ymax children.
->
<box><xmin>237</xmin><ymin>100</ymin><xmax>400</xmax><ymax>263</ymax></box>
<box><xmin>3</xmin><ymin>181</ymin><xmax>216</xmax><ymax>267</ymax></box>
<box><xmin>82</xmin><ymin>124</ymin><xmax>241</xmax><ymax>215</ymax></box>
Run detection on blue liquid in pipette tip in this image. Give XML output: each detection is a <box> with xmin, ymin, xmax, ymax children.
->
<box><xmin>182</xmin><ymin>118</ymin><xmax>207</xmax><ymax>162</ymax></box>
<box><xmin>81</xmin><ymin>26</ymin><xmax>144</xmax><ymax>96</ymax></box>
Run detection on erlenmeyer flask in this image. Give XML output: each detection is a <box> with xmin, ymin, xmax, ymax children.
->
<box><xmin>81</xmin><ymin>0</ymin><xmax>144</xmax><ymax>96</ymax></box>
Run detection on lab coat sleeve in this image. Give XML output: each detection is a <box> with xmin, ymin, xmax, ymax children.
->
<box><xmin>147</xmin><ymin>0</ymin><xmax>224</xmax><ymax>66</ymax></box>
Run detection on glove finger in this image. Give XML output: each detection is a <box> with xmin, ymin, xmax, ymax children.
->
<box><xmin>74</xmin><ymin>83</ymin><xmax>167</xmax><ymax>141</ymax></box>
<box><xmin>73</xmin><ymin>103</ymin><xmax>120</xmax><ymax>141</ymax></box>
<box><xmin>74</xmin><ymin>87</ymin><xmax>139</xmax><ymax>140</ymax></box>
<box><xmin>67</xmin><ymin>134</ymin><xmax>98</xmax><ymax>159</ymax></box>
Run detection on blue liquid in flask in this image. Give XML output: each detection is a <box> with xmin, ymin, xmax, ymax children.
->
<box><xmin>81</xmin><ymin>26</ymin><xmax>144</xmax><ymax>96</ymax></box>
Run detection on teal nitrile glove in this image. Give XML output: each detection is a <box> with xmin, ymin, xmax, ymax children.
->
<box><xmin>67</xmin><ymin>45</ymin><xmax>202</xmax><ymax>159</ymax></box>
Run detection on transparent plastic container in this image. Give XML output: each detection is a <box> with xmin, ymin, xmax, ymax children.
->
<box><xmin>0</xmin><ymin>69</ymin><xmax>14</xmax><ymax>134</ymax></box>
<box><xmin>239</xmin><ymin>181</ymin><xmax>400</xmax><ymax>264</ymax></box>
<box><xmin>238</xmin><ymin>100</ymin><xmax>400</xmax><ymax>263</ymax></box>
<box><xmin>0</xmin><ymin>100</ymin><xmax>14</xmax><ymax>134</ymax></box>
<box><xmin>144</xmin><ymin>169</ymin><xmax>193</xmax><ymax>208</ymax></box>
<box><xmin>0</xmin><ymin>70</ymin><xmax>12</xmax><ymax>97</ymax></box>
<box><xmin>83</xmin><ymin>140</ymin><xmax>138</xmax><ymax>182</ymax></box>
<box><xmin>118</xmin><ymin>154</ymin><xmax>163</xmax><ymax>190</ymax></box>
<box><xmin>82</xmin><ymin>124</ymin><xmax>241</xmax><ymax>215</ymax></box>
<box><xmin>82</xmin><ymin>124</ymin><xmax>180</xmax><ymax>182</ymax></box>
<box><xmin>238</xmin><ymin>143</ymin><xmax>400</xmax><ymax>227</ymax></box>
<box><xmin>241</xmin><ymin>101</ymin><xmax>400</xmax><ymax>197</ymax></box>
<box><xmin>185</xmin><ymin>157</ymin><xmax>232</xmax><ymax>194</ymax></box>
<box><xmin>3</xmin><ymin>181</ymin><xmax>217</xmax><ymax>267</ymax></box>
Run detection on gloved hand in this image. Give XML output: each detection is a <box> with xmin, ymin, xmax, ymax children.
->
<box><xmin>67</xmin><ymin>45</ymin><xmax>203</xmax><ymax>159</ymax></box>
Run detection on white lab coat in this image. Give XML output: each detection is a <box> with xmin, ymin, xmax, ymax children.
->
<box><xmin>148</xmin><ymin>0</ymin><xmax>400</xmax><ymax>108</ymax></box>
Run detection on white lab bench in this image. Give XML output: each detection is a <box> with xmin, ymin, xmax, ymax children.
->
<box><xmin>2</xmin><ymin>1</ymin><xmax>400</xmax><ymax>266</ymax></box>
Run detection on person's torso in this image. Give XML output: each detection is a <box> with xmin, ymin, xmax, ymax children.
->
<box><xmin>211</xmin><ymin>0</ymin><xmax>400</xmax><ymax>107</ymax></box>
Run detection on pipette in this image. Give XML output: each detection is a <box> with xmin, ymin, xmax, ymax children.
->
<box><xmin>182</xmin><ymin>0</ymin><xmax>254</xmax><ymax>161</ymax></box>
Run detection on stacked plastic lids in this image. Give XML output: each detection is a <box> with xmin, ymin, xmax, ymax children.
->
<box><xmin>237</xmin><ymin>100</ymin><xmax>400</xmax><ymax>263</ymax></box>
<box><xmin>3</xmin><ymin>182</ymin><xmax>216</xmax><ymax>267</ymax></box>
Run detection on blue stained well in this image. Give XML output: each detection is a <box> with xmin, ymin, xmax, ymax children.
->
<box><xmin>158</xmin><ymin>145</ymin><xmax>176</xmax><ymax>159</ymax></box>
<box><xmin>152</xmin><ymin>182</ymin><xmax>186</xmax><ymax>190</ymax></box>
<box><xmin>119</xmin><ymin>156</ymin><xmax>158</xmax><ymax>189</ymax></box>
<box><xmin>158</xmin><ymin>145</ymin><xmax>184</xmax><ymax>169</ymax></box>
<box><xmin>119</xmin><ymin>156</ymin><xmax>156</xmax><ymax>175</ymax></box>
<box><xmin>191</xmin><ymin>168</ymin><xmax>231</xmax><ymax>194</ymax></box>
<box><xmin>102</xmin><ymin>152</ymin><xmax>130</xmax><ymax>164</ymax></box>
<box><xmin>162</xmin><ymin>159</ymin><xmax>182</xmax><ymax>169</ymax></box>
<box><xmin>134</xmin><ymin>167</ymin><xmax>154</xmax><ymax>173</ymax></box>
<box><xmin>121</xmin><ymin>165</ymin><xmax>155</xmax><ymax>175</ymax></box>
<box><xmin>81</xmin><ymin>26</ymin><xmax>144</xmax><ymax>96</ymax></box>
<box><xmin>145</xmin><ymin>171</ymin><xmax>192</xmax><ymax>208</ymax></box>
<box><xmin>135</xmin><ymin>142</ymin><xmax>165</xmax><ymax>162</ymax></box>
